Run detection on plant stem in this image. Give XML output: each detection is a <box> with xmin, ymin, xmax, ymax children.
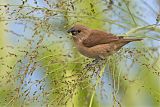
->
<box><xmin>123</xmin><ymin>0</ymin><xmax>137</xmax><ymax>26</ymax></box>
<box><xmin>89</xmin><ymin>61</ymin><xmax>107</xmax><ymax>107</ymax></box>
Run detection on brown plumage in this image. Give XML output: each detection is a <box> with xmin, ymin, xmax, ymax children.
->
<box><xmin>67</xmin><ymin>24</ymin><xmax>142</xmax><ymax>59</ymax></box>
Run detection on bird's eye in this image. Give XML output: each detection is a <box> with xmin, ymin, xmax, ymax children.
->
<box><xmin>77</xmin><ymin>30</ymin><xmax>81</xmax><ymax>33</ymax></box>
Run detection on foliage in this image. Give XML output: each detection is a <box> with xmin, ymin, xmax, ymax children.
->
<box><xmin>0</xmin><ymin>0</ymin><xmax>160</xmax><ymax>107</ymax></box>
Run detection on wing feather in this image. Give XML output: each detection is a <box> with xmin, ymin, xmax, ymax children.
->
<box><xmin>83</xmin><ymin>30</ymin><xmax>122</xmax><ymax>47</ymax></box>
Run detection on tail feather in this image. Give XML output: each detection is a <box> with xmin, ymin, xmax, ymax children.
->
<box><xmin>123</xmin><ymin>38</ymin><xmax>143</xmax><ymax>42</ymax></box>
<box><xmin>116</xmin><ymin>38</ymin><xmax>142</xmax><ymax>49</ymax></box>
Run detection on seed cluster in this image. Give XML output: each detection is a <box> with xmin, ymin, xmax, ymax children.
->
<box><xmin>0</xmin><ymin>0</ymin><xmax>160</xmax><ymax>106</ymax></box>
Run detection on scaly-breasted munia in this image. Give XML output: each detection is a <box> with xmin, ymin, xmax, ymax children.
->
<box><xmin>68</xmin><ymin>24</ymin><xmax>142</xmax><ymax>59</ymax></box>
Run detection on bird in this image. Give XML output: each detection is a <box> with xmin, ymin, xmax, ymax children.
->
<box><xmin>67</xmin><ymin>24</ymin><xmax>142</xmax><ymax>59</ymax></box>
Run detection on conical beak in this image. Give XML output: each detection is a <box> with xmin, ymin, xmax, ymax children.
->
<box><xmin>67</xmin><ymin>27</ymin><xmax>74</xmax><ymax>33</ymax></box>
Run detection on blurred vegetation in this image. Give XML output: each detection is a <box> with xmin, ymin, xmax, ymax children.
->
<box><xmin>0</xmin><ymin>0</ymin><xmax>160</xmax><ymax>107</ymax></box>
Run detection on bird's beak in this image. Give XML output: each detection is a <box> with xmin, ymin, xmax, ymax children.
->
<box><xmin>67</xmin><ymin>27</ymin><xmax>74</xmax><ymax>33</ymax></box>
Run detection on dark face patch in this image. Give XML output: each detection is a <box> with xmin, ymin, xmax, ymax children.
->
<box><xmin>67</xmin><ymin>27</ymin><xmax>81</xmax><ymax>36</ymax></box>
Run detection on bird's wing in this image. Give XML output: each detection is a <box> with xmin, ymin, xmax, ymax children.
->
<box><xmin>83</xmin><ymin>30</ymin><xmax>122</xmax><ymax>47</ymax></box>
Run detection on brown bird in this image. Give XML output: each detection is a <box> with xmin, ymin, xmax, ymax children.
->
<box><xmin>67</xmin><ymin>24</ymin><xmax>142</xmax><ymax>59</ymax></box>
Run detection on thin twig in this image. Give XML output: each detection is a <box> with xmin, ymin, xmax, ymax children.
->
<box><xmin>89</xmin><ymin>61</ymin><xmax>107</xmax><ymax>107</ymax></box>
<box><xmin>123</xmin><ymin>0</ymin><xmax>137</xmax><ymax>26</ymax></box>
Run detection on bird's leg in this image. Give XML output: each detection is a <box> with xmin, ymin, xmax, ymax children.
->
<box><xmin>92</xmin><ymin>58</ymin><xmax>100</xmax><ymax>64</ymax></box>
<box><xmin>89</xmin><ymin>58</ymin><xmax>102</xmax><ymax>67</ymax></box>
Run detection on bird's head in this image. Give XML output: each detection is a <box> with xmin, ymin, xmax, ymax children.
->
<box><xmin>67</xmin><ymin>24</ymin><xmax>90</xmax><ymax>40</ymax></box>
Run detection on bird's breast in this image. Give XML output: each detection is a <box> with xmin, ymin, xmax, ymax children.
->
<box><xmin>75</xmin><ymin>43</ymin><xmax>93</xmax><ymax>58</ymax></box>
<box><xmin>75</xmin><ymin>43</ymin><xmax>116</xmax><ymax>58</ymax></box>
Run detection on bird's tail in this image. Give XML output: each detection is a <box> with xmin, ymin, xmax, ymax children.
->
<box><xmin>123</xmin><ymin>38</ymin><xmax>143</xmax><ymax>42</ymax></box>
<box><xmin>118</xmin><ymin>36</ymin><xmax>142</xmax><ymax>42</ymax></box>
<box><xmin>116</xmin><ymin>38</ymin><xmax>142</xmax><ymax>49</ymax></box>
